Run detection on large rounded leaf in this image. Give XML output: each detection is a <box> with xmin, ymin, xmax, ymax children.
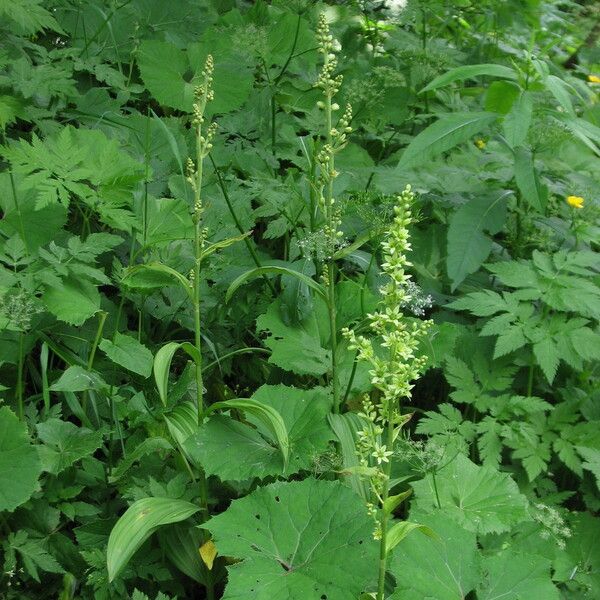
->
<box><xmin>0</xmin><ymin>406</ymin><xmax>42</xmax><ymax>512</ymax></box>
<box><xmin>205</xmin><ymin>478</ymin><xmax>378</xmax><ymax>599</ymax></box>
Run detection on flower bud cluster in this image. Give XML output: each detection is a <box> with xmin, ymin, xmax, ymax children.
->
<box><xmin>192</xmin><ymin>55</ymin><xmax>214</xmax><ymax>126</ymax></box>
<box><xmin>315</xmin><ymin>14</ymin><xmax>343</xmax><ymax>96</ymax></box>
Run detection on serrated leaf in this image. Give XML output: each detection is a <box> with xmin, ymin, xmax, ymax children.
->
<box><xmin>43</xmin><ymin>276</ymin><xmax>100</xmax><ymax>326</ymax></box>
<box><xmin>256</xmin><ymin>300</ymin><xmax>331</xmax><ymax>377</ymax></box>
<box><xmin>186</xmin><ymin>386</ymin><xmax>332</xmax><ymax>481</ymax></box>
<box><xmin>107</xmin><ymin>497</ymin><xmax>200</xmax><ymax>582</ymax></box>
<box><xmin>503</xmin><ymin>91</ymin><xmax>533</xmax><ymax>148</ymax></box>
<box><xmin>204</xmin><ymin>478</ymin><xmax>377</xmax><ymax>600</ymax></box>
<box><xmin>389</xmin><ymin>513</ymin><xmax>480</xmax><ymax>600</ymax></box>
<box><xmin>36</xmin><ymin>419</ymin><xmax>103</xmax><ymax>474</ymax></box>
<box><xmin>577</xmin><ymin>446</ymin><xmax>600</xmax><ymax>490</ymax></box>
<box><xmin>398</xmin><ymin>112</ymin><xmax>497</xmax><ymax>170</ymax></box>
<box><xmin>533</xmin><ymin>337</ymin><xmax>559</xmax><ymax>384</ymax></box>
<box><xmin>412</xmin><ymin>454</ymin><xmax>529</xmax><ymax>534</ymax></box>
<box><xmin>49</xmin><ymin>365</ymin><xmax>107</xmax><ymax>393</ymax></box>
<box><xmin>447</xmin><ymin>192</ymin><xmax>508</xmax><ymax>290</ymax></box>
<box><xmin>478</xmin><ymin>551</ymin><xmax>560</xmax><ymax>599</ymax></box>
<box><xmin>99</xmin><ymin>333</ymin><xmax>153</xmax><ymax>378</ymax></box>
<box><xmin>137</xmin><ymin>40</ymin><xmax>252</xmax><ymax>113</ymax></box>
<box><xmin>0</xmin><ymin>407</ymin><xmax>42</xmax><ymax>512</ymax></box>
<box><xmin>514</xmin><ymin>146</ymin><xmax>546</xmax><ymax>211</ymax></box>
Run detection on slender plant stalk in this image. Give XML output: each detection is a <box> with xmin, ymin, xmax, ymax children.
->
<box><xmin>376</xmin><ymin>404</ymin><xmax>395</xmax><ymax>600</ymax></box>
<box><xmin>82</xmin><ymin>311</ymin><xmax>107</xmax><ymax>420</ymax></box>
<box><xmin>16</xmin><ymin>332</ymin><xmax>25</xmax><ymax>420</ymax></box>
<box><xmin>324</xmin><ymin>93</ymin><xmax>340</xmax><ymax>413</ymax></box>
<box><xmin>186</xmin><ymin>59</ymin><xmax>217</xmax><ymax>600</ymax></box>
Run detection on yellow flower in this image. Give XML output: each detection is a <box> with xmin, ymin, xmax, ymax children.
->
<box><xmin>566</xmin><ymin>195</ymin><xmax>584</xmax><ymax>209</ymax></box>
<box><xmin>588</xmin><ymin>75</ymin><xmax>600</xmax><ymax>84</ymax></box>
<box><xmin>475</xmin><ymin>139</ymin><xmax>486</xmax><ymax>150</ymax></box>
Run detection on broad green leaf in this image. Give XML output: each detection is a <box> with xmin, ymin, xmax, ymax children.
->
<box><xmin>36</xmin><ymin>419</ymin><xmax>103</xmax><ymax>474</ymax></box>
<box><xmin>386</xmin><ymin>521</ymin><xmax>436</xmax><ymax>554</ymax></box>
<box><xmin>412</xmin><ymin>453</ymin><xmax>529</xmax><ymax>534</ymax></box>
<box><xmin>99</xmin><ymin>333</ymin><xmax>153</xmax><ymax>378</ymax></box>
<box><xmin>204</xmin><ymin>392</ymin><xmax>296</xmax><ymax>471</ymax></box>
<box><xmin>107</xmin><ymin>497</ymin><xmax>200</xmax><ymax>582</ymax></box>
<box><xmin>503</xmin><ymin>91</ymin><xmax>533</xmax><ymax>148</ymax></box>
<box><xmin>204</xmin><ymin>478</ymin><xmax>378</xmax><ymax>600</ymax></box>
<box><xmin>477</xmin><ymin>551</ymin><xmax>560</xmax><ymax>599</ymax></box>
<box><xmin>43</xmin><ymin>276</ymin><xmax>100</xmax><ymax>326</ymax></box>
<box><xmin>398</xmin><ymin>112</ymin><xmax>497</xmax><ymax>170</ymax></box>
<box><xmin>137</xmin><ymin>40</ymin><xmax>252</xmax><ymax>113</ymax></box>
<box><xmin>390</xmin><ymin>513</ymin><xmax>480</xmax><ymax>600</ymax></box>
<box><xmin>256</xmin><ymin>300</ymin><xmax>331</xmax><ymax>377</ymax></box>
<box><xmin>226</xmin><ymin>265</ymin><xmax>327</xmax><ymax>304</ymax></box>
<box><xmin>514</xmin><ymin>146</ymin><xmax>546</xmax><ymax>211</ymax></box>
<box><xmin>484</xmin><ymin>80</ymin><xmax>521</xmax><ymax>114</ymax></box>
<box><xmin>187</xmin><ymin>386</ymin><xmax>331</xmax><ymax>481</ymax></box>
<box><xmin>49</xmin><ymin>365</ymin><xmax>107</xmax><ymax>392</ymax></box>
<box><xmin>447</xmin><ymin>192</ymin><xmax>508</xmax><ymax>289</ymax></box>
<box><xmin>0</xmin><ymin>406</ymin><xmax>42</xmax><ymax>512</ymax></box>
<box><xmin>420</xmin><ymin>64</ymin><xmax>518</xmax><ymax>93</ymax></box>
<box><xmin>142</xmin><ymin>197</ymin><xmax>194</xmax><ymax>247</ymax></box>
<box><xmin>153</xmin><ymin>341</ymin><xmax>201</xmax><ymax>406</ymax></box>
<box><xmin>554</xmin><ymin>513</ymin><xmax>600</xmax><ymax>596</ymax></box>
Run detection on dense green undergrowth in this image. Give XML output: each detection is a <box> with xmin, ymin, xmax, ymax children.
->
<box><xmin>0</xmin><ymin>0</ymin><xmax>599</xmax><ymax>598</ymax></box>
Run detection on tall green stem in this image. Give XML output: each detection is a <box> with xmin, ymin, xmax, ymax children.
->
<box><xmin>16</xmin><ymin>332</ymin><xmax>24</xmax><ymax>420</ymax></box>
<box><xmin>376</xmin><ymin>401</ymin><xmax>396</xmax><ymax>600</ymax></box>
<box><xmin>193</xmin><ymin>124</ymin><xmax>205</xmax><ymax>424</ymax></box>
<box><xmin>325</xmin><ymin>93</ymin><xmax>340</xmax><ymax>413</ymax></box>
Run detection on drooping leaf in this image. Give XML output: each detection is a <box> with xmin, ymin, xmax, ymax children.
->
<box><xmin>398</xmin><ymin>112</ymin><xmax>498</xmax><ymax>170</ymax></box>
<box><xmin>107</xmin><ymin>497</ymin><xmax>200</xmax><ymax>582</ymax></box>
<box><xmin>420</xmin><ymin>64</ymin><xmax>518</xmax><ymax>93</ymax></box>
<box><xmin>153</xmin><ymin>342</ymin><xmax>201</xmax><ymax>406</ymax></box>
<box><xmin>204</xmin><ymin>478</ymin><xmax>378</xmax><ymax>600</ymax></box>
<box><xmin>0</xmin><ymin>406</ymin><xmax>42</xmax><ymax>512</ymax></box>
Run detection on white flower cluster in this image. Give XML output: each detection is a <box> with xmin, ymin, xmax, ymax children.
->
<box><xmin>341</xmin><ymin>185</ymin><xmax>432</xmax><ymax>525</ymax></box>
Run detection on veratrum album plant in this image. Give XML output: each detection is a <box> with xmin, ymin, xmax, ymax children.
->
<box><xmin>0</xmin><ymin>1</ymin><xmax>599</xmax><ymax>599</ymax></box>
